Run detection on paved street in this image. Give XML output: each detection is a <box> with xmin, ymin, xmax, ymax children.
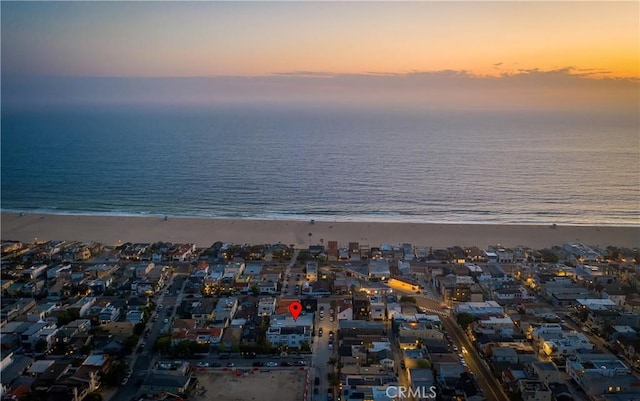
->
<box><xmin>111</xmin><ymin>271</ymin><xmax>188</xmax><ymax>401</ymax></box>
<box><xmin>311</xmin><ymin>299</ymin><xmax>339</xmax><ymax>401</ymax></box>
<box><xmin>408</xmin><ymin>289</ymin><xmax>511</xmax><ymax>401</ymax></box>
<box><xmin>440</xmin><ymin>316</ymin><xmax>510</xmax><ymax>401</ymax></box>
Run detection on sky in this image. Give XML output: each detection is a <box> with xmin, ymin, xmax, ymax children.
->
<box><xmin>2</xmin><ymin>1</ymin><xmax>639</xmax><ymax>111</ymax></box>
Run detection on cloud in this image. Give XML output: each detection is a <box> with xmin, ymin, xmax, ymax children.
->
<box><xmin>3</xmin><ymin>68</ymin><xmax>637</xmax><ymax>113</ymax></box>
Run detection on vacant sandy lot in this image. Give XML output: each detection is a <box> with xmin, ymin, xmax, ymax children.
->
<box><xmin>194</xmin><ymin>368</ymin><xmax>307</xmax><ymax>401</ymax></box>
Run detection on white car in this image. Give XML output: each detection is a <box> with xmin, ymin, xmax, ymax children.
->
<box><xmin>266</xmin><ymin>362</ymin><xmax>278</xmax><ymax>367</ymax></box>
<box><xmin>197</xmin><ymin>362</ymin><xmax>210</xmax><ymax>367</ymax></box>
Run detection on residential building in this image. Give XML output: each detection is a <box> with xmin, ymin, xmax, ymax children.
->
<box><xmin>530</xmin><ymin>361</ymin><xmax>561</xmax><ymax>385</ymax></box>
<box><xmin>518</xmin><ymin>380</ymin><xmax>552</xmax><ymax>401</ymax></box>
<box><xmin>98</xmin><ymin>306</ymin><xmax>120</xmax><ymax>324</ymax></box>
<box><xmin>266</xmin><ymin>313</ymin><xmax>314</xmax><ymax>348</ymax></box>
<box><xmin>541</xmin><ymin>332</ymin><xmax>593</xmax><ymax>357</ymax></box>
<box><xmin>492</xmin><ymin>347</ymin><xmax>519</xmax><ymax>363</ymax></box>
<box><xmin>337</xmin><ymin>299</ymin><xmax>354</xmax><ymax>321</ymax></box>
<box><xmin>473</xmin><ymin>316</ymin><xmax>516</xmax><ymax>338</ymax></box>
<box><xmin>455</xmin><ymin>301</ymin><xmax>503</xmax><ymax>317</ymax></box>
<box><xmin>134</xmin><ymin>263</ymin><xmax>155</xmax><ymax>279</ymax></box>
<box><xmin>125</xmin><ymin>310</ymin><xmax>144</xmax><ymax>324</ymax></box>
<box><xmin>399</xmin><ymin>322</ymin><xmax>444</xmax><ymax>341</ymax></box>
<box><xmin>190</xmin><ymin>299</ymin><xmax>216</xmax><ymax>325</ymax></box>
<box><xmin>370</xmin><ymin>296</ymin><xmax>385</xmax><ymax>321</ymax></box>
<box><xmin>306</xmin><ymin>261</ymin><xmax>318</xmax><ymax>282</ymax></box>
<box><xmin>141</xmin><ymin>374</ymin><xmax>192</xmax><ymax>396</ymax></box>
<box><xmin>353</xmin><ymin>293</ymin><xmax>371</xmax><ymax>320</ymax></box>
<box><xmin>368</xmin><ymin>259</ymin><xmax>390</xmax><ymax>281</ymax></box>
<box><xmin>213</xmin><ymin>297</ymin><xmax>238</xmax><ymax>326</ymax></box>
<box><xmin>567</xmin><ymin>353</ymin><xmax>634</xmax><ymax>396</ymax></box>
<box><xmin>258</xmin><ymin>297</ymin><xmax>277</xmax><ymax>316</ymax></box>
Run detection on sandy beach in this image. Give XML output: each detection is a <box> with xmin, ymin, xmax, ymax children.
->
<box><xmin>1</xmin><ymin>213</ymin><xmax>638</xmax><ymax>250</ymax></box>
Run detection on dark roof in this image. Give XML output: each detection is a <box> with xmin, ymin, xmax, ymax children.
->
<box><xmin>0</xmin><ymin>356</ymin><xmax>34</xmax><ymax>387</ymax></box>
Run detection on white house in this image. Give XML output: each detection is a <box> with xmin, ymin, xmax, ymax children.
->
<box><xmin>542</xmin><ymin>332</ymin><xmax>593</xmax><ymax>357</ymax></box>
<box><xmin>266</xmin><ymin>313</ymin><xmax>314</xmax><ymax>348</ymax></box>
<box><xmin>258</xmin><ymin>297</ymin><xmax>277</xmax><ymax>316</ymax></box>
<box><xmin>370</xmin><ymin>296</ymin><xmax>386</xmax><ymax>321</ymax></box>
<box><xmin>337</xmin><ymin>300</ymin><xmax>354</xmax><ymax>321</ymax></box>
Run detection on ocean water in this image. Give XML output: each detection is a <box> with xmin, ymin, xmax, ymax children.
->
<box><xmin>1</xmin><ymin>105</ymin><xmax>639</xmax><ymax>226</ymax></box>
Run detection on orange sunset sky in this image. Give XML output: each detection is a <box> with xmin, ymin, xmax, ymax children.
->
<box><xmin>2</xmin><ymin>1</ymin><xmax>638</xmax><ymax>79</ymax></box>
<box><xmin>2</xmin><ymin>1</ymin><xmax>638</xmax><ymax>112</ymax></box>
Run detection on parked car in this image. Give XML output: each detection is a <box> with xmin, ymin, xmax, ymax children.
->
<box><xmin>197</xmin><ymin>362</ymin><xmax>210</xmax><ymax>367</ymax></box>
<box><xmin>281</xmin><ymin>361</ymin><xmax>292</xmax><ymax>367</ymax></box>
<box><xmin>227</xmin><ymin>362</ymin><xmax>235</xmax><ymax>367</ymax></box>
<box><xmin>266</xmin><ymin>362</ymin><xmax>278</xmax><ymax>367</ymax></box>
<box><xmin>252</xmin><ymin>361</ymin><xmax>264</xmax><ymax>367</ymax></box>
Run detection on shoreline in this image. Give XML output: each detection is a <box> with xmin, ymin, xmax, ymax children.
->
<box><xmin>2</xmin><ymin>212</ymin><xmax>638</xmax><ymax>249</ymax></box>
<box><xmin>2</xmin><ymin>209</ymin><xmax>638</xmax><ymax>228</ymax></box>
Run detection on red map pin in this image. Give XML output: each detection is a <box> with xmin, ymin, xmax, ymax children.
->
<box><xmin>289</xmin><ymin>301</ymin><xmax>303</xmax><ymax>321</ymax></box>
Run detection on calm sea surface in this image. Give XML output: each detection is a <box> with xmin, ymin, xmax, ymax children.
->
<box><xmin>2</xmin><ymin>106</ymin><xmax>639</xmax><ymax>226</ymax></box>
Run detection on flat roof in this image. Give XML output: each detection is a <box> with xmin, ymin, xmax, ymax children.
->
<box><xmin>28</xmin><ymin>360</ymin><xmax>55</xmax><ymax>374</ymax></box>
